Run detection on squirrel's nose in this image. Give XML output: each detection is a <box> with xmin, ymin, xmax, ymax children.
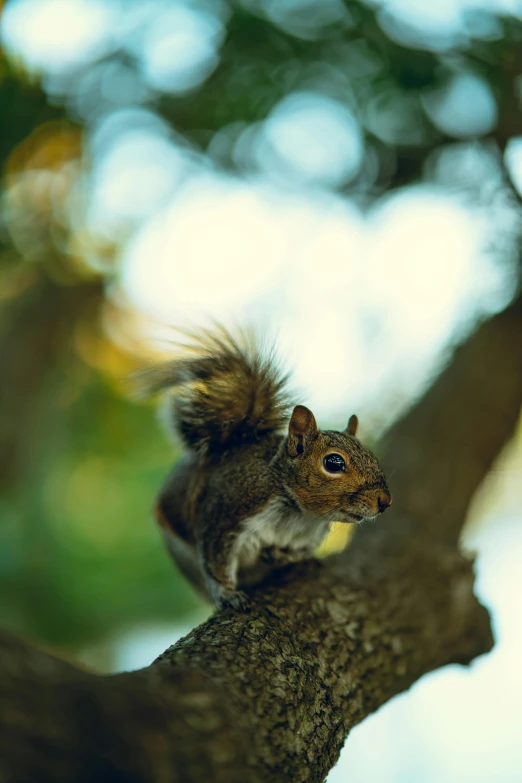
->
<box><xmin>377</xmin><ymin>492</ymin><xmax>392</xmax><ymax>514</ymax></box>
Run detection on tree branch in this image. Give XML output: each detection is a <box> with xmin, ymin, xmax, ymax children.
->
<box><xmin>375</xmin><ymin>290</ymin><xmax>522</xmax><ymax>546</ymax></box>
<box><xmin>2</xmin><ymin>291</ymin><xmax>522</xmax><ymax>782</ymax></box>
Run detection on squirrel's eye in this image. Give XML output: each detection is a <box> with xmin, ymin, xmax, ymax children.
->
<box><xmin>323</xmin><ymin>453</ymin><xmax>346</xmax><ymax>473</ymax></box>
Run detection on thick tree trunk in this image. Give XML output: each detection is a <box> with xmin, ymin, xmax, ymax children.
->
<box><xmin>1</xmin><ymin>292</ymin><xmax>521</xmax><ymax>783</ymax></box>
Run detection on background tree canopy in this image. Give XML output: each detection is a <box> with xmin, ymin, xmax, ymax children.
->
<box><xmin>0</xmin><ymin>1</ymin><xmax>521</xmax><ymax>780</ymax></box>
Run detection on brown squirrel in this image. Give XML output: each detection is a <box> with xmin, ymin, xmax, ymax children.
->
<box><xmin>139</xmin><ymin>327</ymin><xmax>391</xmax><ymax>609</ymax></box>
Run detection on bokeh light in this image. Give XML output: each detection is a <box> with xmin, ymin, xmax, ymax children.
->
<box><xmin>1</xmin><ymin>0</ymin><xmax>115</xmax><ymax>75</ymax></box>
<box><xmin>254</xmin><ymin>91</ymin><xmax>364</xmax><ymax>186</ymax></box>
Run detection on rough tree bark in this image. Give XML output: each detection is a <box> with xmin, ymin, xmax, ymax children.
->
<box><xmin>1</xmin><ymin>291</ymin><xmax>521</xmax><ymax>783</ymax></box>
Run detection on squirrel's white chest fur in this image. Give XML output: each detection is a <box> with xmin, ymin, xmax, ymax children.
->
<box><xmin>234</xmin><ymin>498</ymin><xmax>329</xmax><ymax>574</ymax></box>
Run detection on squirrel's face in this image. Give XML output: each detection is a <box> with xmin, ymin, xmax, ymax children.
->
<box><xmin>284</xmin><ymin>405</ymin><xmax>391</xmax><ymax>523</ymax></box>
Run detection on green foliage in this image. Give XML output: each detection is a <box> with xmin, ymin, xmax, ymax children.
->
<box><xmin>0</xmin><ymin>371</ymin><xmax>203</xmax><ymax>650</ymax></box>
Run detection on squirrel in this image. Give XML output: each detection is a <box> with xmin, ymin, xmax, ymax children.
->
<box><xmin>138</xmin><ymin>326</ymin><xmax>391</xmax><ymax>609</ymax></box>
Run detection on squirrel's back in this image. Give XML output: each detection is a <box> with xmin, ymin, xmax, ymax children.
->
<box><xmin>137</xmin><ymin>326</ymin><xmax>291</xmax><ymax>456</ymax></box>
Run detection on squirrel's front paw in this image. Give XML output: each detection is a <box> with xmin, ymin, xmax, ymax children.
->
<box><xmin>220</xmin><ymin>589</ymin><xmax>250</xmax><ymax>611</ymax></box>
<box><xmin>209</xmin><ymin>581</ymin><xmax>250</xmax><ymax>611</ymax></box>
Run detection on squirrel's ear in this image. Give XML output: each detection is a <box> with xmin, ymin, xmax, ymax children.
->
<box><xmin>288</xmin><ymin>405</ymin><xmax>318</xmax><ymax>457</ymax></box>
<box><xmin>345</xmin><ymin>414</ymin><xmax>358</xmax><ymax>437</ymax></box>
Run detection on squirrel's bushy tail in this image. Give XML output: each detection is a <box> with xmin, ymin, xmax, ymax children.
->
<box><xmin>137</xmin><ymin>326</ymin><xmax>291</xmax><ymax>454</ymax></box>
